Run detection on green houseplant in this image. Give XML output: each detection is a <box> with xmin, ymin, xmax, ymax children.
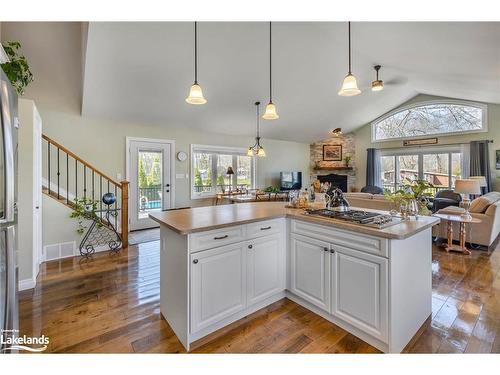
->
<box><xmin>70</xmin><ymin>198</ymin><xmax>102</xmax><ymax>235</ymax></box>
<box><xmin>1</xmin><ymin>41</ymin><xmax>34</xmax><ymax>95</ymax></box>
<box><xmin>384</xmin><ymin>179</ymin><xmax>434</xmax><ymax>216</ymax></box>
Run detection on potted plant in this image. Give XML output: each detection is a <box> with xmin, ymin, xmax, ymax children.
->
<box><xmin>344</xmin><ymin>154</ymin><xmax>352</xmax><ymax>167</ymax></box>
<box><xmin>384</xmin><ymin>179</ymin><xmax>434</xmax><ymax>217</ymax></box>
<box><xmin>70</xmin><ymin>198</ymin><xmax>102</xmax><ymax>235</ymax></box>
<box><xmin>1</xmin><ymin>41</ymin><xmax>34</xmax><ymax>95</ymax></box>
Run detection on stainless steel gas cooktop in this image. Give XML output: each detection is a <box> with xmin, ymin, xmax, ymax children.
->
<box><xmin>304</xmin><ymin>208</ymin><xmax>403</xmax><ymax>229</ymax></box>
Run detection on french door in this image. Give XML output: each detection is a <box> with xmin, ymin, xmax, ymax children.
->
<box><xmin>129</xmin><ymin>139</ymin><xmax>173</xmax><ymax>231</ymax></box>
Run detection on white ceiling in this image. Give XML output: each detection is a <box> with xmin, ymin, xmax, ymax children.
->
<box><xmin>14</xmin><ymin>22</ymin><xmax>500</xmax><ymax>143</ymax></box>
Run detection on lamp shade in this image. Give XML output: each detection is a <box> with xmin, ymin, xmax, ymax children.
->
<box><xmin>469</xmin><ymin>176</ymin><xmax>487</xmax><ymax>187</ymax></box>
<box><xmin>185</xmin><ymin>83</ymin><xmax>207</xmax><ymax>105</ymax></box>
<box><xmin>338</xmin><ymin>73</ymin><xmax>361</xmax><ymax>96</ymax></box>
<box><xmin>262</xmin><ymin>102</ymin><xmax>279</xmax><ymax>120</ymax></box>
<box><xmin>371</xmin><ymin>79</ymin><xmax>384</xmax><ymax>91</ymax></box>
<box><xmin>454</xmin><ymin>179</ymin><xmax>481</xmax><ymax>195</ymax></box>
<box><xmin>226</xmin><ymin>166</ymin><xmax>234</xmax><ymax>175</ymax></box>
<box><xmin>257</xmin><ymin>147</ymin><xmax>266</xmax><ymax>157</ymax></box>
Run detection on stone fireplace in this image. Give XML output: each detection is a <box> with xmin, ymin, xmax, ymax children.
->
<box><xmin>310</xmin><ymin>133</ymin><xmax>356</xmax><ymax>192</ymax></box>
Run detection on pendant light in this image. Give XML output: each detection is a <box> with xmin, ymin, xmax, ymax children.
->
<box><xmin>248</xmin><ymin>102</ymin><xmax>266</xmax><ymax>157</ymax></box>
<box><xmin>338</xmin><ymin>22</ymin><xmax>361</xmax><ymax>97</ymax></box>
<box><xmin>371</xmin><ymin>65</ymin><xmax>384</xmax><ymax>91</ymax></box>
<box><xmin>262</xmin><ymin>22</ymin><xmax>279</xmax><ymax>120</ymax></box>
<box><xmin>186</xmin><ymin>22</ymin><xmax>207</xmax><ymax>105</ymax></box>
<box><xmin>331</xmin><ymin>128</ymin><xmax>343</xmax><ymax>137</ymax></box>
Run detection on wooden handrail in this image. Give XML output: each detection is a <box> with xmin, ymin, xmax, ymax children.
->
<box><xmin>42</xmin><ymin>134</ymin><xmax>121</xmax><ymax>187</ymax></box>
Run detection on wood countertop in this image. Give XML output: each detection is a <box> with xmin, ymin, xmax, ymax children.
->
<box><xmin>149</xmin><ymin>202</ymin><xmax>440</xmax><ymax>240</ymax></box>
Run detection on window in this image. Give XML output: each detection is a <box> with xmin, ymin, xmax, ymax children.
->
<box><xmin>380</xmin><ymin>148</ymin><xmax>463</xmax><ymax>195</ymax></box>
<box><xmin>191</xmin><ymin>145</ymin><xmax>255</xmax><ymax>198</ymax></box>
<box><xmin>372</xmin><ymin>100</ymin><xmax>487</xmax><ymax>142</ymax></box>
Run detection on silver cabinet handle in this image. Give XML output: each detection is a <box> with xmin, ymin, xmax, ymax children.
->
<box><xmin>260</xmin><ymin>226</ymin><xmax>272</xmax><ymax>231</ymax></box>
<box><xmin>193</xmin><ymin>259</ymin><xmax>198</xmax><ymax>264</ymax></box>
<box><xmin>214</xmin><ymin>235</ymin><xmax>228</xmax><ymax>240</ymax></box>
<box><xmin>248</xmin><ymin>244</ymin><xmax>253</xmax><ymax>249</ymax></box>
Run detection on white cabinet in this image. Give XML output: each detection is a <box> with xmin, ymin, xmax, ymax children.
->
<box><xmin>246</xmin><ymin>234</ymin><xmax>284</xmax><ymax>306</ymax></box>
<box><xmin>331</xmin><ymin>245</ymin><xmax>388</xmax><ymax>342</ymax></box>
<box><xmin>190</xmin><ymin>242</ymin><xmax>246</xmax><ymax>333</ymax></box>
<box><xmin>290</xmin><ymin>234</ymin><xmax>331</xmax><ymax>312</ymax></box>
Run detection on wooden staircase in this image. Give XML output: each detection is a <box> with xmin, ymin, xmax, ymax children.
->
<box><xmin>42</xmin><ymin>134</ymin><xmax>129</xmax><ymax>248</ymax></box>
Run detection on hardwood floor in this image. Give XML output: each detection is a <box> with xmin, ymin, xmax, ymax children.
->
<box><xmin>19</xmin><ymin>241</ymin><xmax>500</xmax><ymax>353</ymax></box>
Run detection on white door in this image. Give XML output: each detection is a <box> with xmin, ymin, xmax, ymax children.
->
<box><xmin>331</xmin><ymin>245</ymin><xmax>388</xmax><ymax>342</ymax></box>
<box><xmin>246</xmin><ymin>234</ymin><xmax>284</xmax><ymax>306</ymax></box>
<box><xmin>129</xmin><ymin>140</ymin><xmax>172</xmax><ymax>230</ymax></box>
<box><xmin>290</xmin><ymin>234</ymin><xmax>331</xmax><ymax>312</ymax></box>
<box><xmin>33</xmin><ymin>106</ymin><xmax>42</xmax><ymax>269</ymax></box>
<box><xmin>190</xmin><ymin>243</ymin><xmax>246</xmax><ymax>334</ymax></box>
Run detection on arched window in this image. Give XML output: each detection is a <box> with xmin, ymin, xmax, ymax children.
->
<box><xmin>371</xmin><ymin>100</ymin><xmax>487</xmax><ymax>142</ymax></box>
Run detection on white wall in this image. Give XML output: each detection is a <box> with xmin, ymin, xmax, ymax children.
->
<box><xmin>354</xmin><ymin>94</ymin><xmax>500</xmax><ymax>191</ymax></box>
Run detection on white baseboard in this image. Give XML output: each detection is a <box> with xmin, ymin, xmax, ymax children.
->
<box><xmin>19</xmin><ymin>277</ymin><xmax>36</xmax><ymax>291</ymax></box>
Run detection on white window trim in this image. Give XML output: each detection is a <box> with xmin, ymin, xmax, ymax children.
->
<box><xmin>190</xmin><ymin>144</ymin><xmax>257</xmax><ymax>200</ymax></box>
<box><xmin>371</xmin><ymin>99</ymin><xmax>488</xmax><ymax>143</ymax></box>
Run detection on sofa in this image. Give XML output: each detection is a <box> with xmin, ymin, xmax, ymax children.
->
<box><xmin>433</xmin><ymin>191</ymin><xmax>500</xmax><ymax>249</ymax></box>
<box><xmin>343</xmin><ymin>192</ymin><xmax>394</xmax><ymax>212</ymax></box>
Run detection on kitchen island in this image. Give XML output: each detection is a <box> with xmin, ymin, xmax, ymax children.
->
<box><xmin>149</xmin><ymin>202</ymin><xmax>440</xmax><ymax>353</ymax></box>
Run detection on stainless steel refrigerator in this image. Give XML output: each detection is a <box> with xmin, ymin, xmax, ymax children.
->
<box><xmin>0</xmin><ymin>68</ymin><xmax>18</xmax><ymax>353</ymax></box>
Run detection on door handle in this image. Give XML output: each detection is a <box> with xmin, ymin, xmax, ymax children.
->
<box><xmin>193</xmin><ymin>259</ymin><xmax>198</xmax><ymax>264</ymax></box>
<box><xmin>248</xmin><ymin>244</ymin><xmax>253</xmax><ymax>249</ymax></box>
<box><xmin>166</xmin><ymin>190</ymin><xmax>170</xmax><ymax>193</ymax></box>
<box><xmin>166</xmin><ymin>184</ymin><xmax>170</xmax><ymax>187</ymax></box>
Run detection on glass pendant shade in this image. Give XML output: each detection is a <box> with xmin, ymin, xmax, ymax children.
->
<box><xmin>338</xmin><ymin>73</ymin><xmax>361</xmax><ymax>96</ymax></box>
<box><xmin>185</xmin><ymin>83</ymin><xmax>207</xmax><ymax>104</ymax></box>
<box><xmin>371</xmin><ymin>79</ymin><xmax>384</xmax><ymax>92</ymax></box>
<box><xmin>257</xmin><ymin>147</ymin><xmax>266</xmax><ymax>157</ymax></box>
<box><xmin>247</xmin><ymin>148</ymin><xmax>254</xmax><ymax>157</ymax></box>
<box><xmin>262</xmin><ymin>102</ymin><xmax>279</xmax><ymax>120</ymax></box>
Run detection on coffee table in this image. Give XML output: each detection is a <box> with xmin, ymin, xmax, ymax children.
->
<box><xmin>433</xmin><ymin>213</ymin><xmax>482</xmax><ymax>255</ymax></box>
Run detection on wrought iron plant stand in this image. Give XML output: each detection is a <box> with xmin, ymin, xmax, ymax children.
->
<box><xmin>79</xmin><ymin>193</ymin><xmax>122</xmax><ymax>257</ymax></box>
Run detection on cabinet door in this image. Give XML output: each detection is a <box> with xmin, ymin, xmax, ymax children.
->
<box><xmin>290</xmin><ymin>234</ymin><xmax>331</xmax><ymax>312</ymax></box>
<box><xmin>247</xmin><ymin>234</ymin><xmax>284</xmax><ymax>306</ymax></box>
<box><xmin>190</xmin><ymin>243</ymin><xmax>246</xmax><ymax>333</ymax></box>
<box><xmin>331</xmin><ymin>245</ymin><xmax>388</xmax><ymax>342</ymax></box>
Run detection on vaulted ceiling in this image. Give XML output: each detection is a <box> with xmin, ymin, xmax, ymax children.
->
<box><xmin>3</xmin><ymin>22</ymin><xmax>500</xmax><ymax>143</ymax></box>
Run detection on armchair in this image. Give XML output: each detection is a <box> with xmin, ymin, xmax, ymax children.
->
<box><xmin>431</xmin><ymin>190</ymin><xmax>462</xmax><ymax>213</ymax></box>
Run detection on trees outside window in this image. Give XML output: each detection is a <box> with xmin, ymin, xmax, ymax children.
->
<box><xmin>372</xmin><ymin>101</ymin><xmax>486</xmax><ymax>142</ymax></box>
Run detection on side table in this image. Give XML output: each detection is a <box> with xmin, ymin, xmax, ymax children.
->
<box><xmin>433</xmin><ymin>213</ymin><xmax>482</xmax><ymax>255</ymax></box>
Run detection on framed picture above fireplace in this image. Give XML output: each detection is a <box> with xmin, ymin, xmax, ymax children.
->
<box><xmin>323</xmin><ymin>144</ymin><xmax>342</xmax><ymax>161</ymax></box>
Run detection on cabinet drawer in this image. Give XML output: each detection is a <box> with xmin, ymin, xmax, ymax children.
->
<box><xmin>189</xmin><ymin>225</ymin><xmax>246</xmax><ymax>252</ymax></box>
<box><xmin>246</xmin><ymin>218</ymin><xmax>284</xmax><ymax>240</ymax></box>
<box><xmin>291</xmin><ymin>219</ymin><xmax>388</xmax><ymax>258</ymax></box>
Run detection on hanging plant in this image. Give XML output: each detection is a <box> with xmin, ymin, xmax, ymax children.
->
<box><xmin>1</xmin><ymin>41</ymin><xmax>34</xmax><ymax>95</ymax></box>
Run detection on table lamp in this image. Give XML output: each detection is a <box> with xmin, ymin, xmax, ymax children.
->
<box><xmin>226</xmin><ymin>166</ymin><xmax>234</xmax><ymax>193</ymax></box>
<box><xmin>454</xmin><ymin>179</ymin><xmax>481</xmax><ymax>220</ymax></box>
<box><xmin>469</xmin><ymin>176</ymin><xmax>487</xmax><ymax>196</ymax></box>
